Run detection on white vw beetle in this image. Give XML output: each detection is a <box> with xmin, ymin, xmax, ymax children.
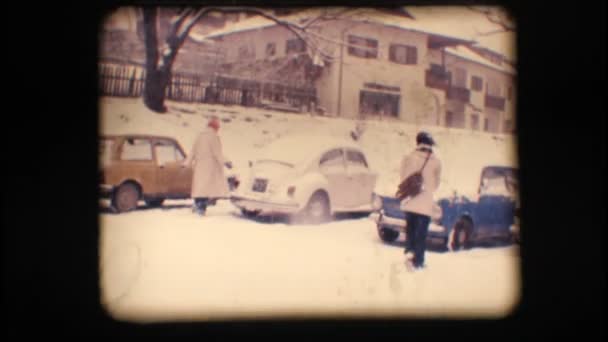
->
<box><xmin>230</xmin><ymin>134</ymin><xmax>378</xmax><ymax>224</ymax></box>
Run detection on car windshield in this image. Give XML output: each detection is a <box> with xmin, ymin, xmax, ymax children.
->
<box><xmin>480</xmin><ymin>167</ymin><xmax>518</xmax><ymax>197</ymax></box>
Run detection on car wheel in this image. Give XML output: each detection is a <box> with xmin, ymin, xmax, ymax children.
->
<box><xmin>145</xmin><ymin>198</ymin><xmax>164</xmax><ymax>208</ymax></box>
<box><xmin>241</xmin><ymin>208</ymin><xmax>261</xmax><ymax>218</ymax></box>
<box><xmin>449</xmin><ymin>217</ymin><xmax>473</xmax><ymax>251</ymax></box>
<box><xmin>293</xmin><ymin>191</ymin><xmax>330</xmax><ymax>224</ymax></box>
<box><xmin>378</xmin><ymin>227</ymin><xmax>399</xmax><ymax>242</ymax></box>
<box><xmin>111</xmin><ymin>183</ymin><xmax>140</xmax><ymax>213</ymax></box>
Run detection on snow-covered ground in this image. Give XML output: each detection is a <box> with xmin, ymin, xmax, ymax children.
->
<box><xmin>99</xmin><ymin>97</ymin><xmax>520</xmax><ymax>322</ymax></box>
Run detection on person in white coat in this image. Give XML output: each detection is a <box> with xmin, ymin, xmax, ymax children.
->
<box><xmin>399</xmin><ymin>131</ymin><xmax>442</xmax><ymax>270</ymax></box>
<box><xmin>183</xmin><ymin>117</ymin><xmax>232</xmax><ymax>216</ymax></box>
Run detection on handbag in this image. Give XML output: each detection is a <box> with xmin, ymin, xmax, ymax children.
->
<box><xmin>396</xmin><ymin>151</ymin><xmax>431</xmax><ymax>200</ymax></box>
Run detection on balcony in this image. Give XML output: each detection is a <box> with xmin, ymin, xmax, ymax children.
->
<box><xmin>425</xmin><ymin>69</ymin><xmax>450</xmax><ymax>91</ymax></box>
<box><xmin>485</xmin><ymin>95</ymin><xmax>506</xmax><ymax>111</ymax></box>
<box><xmin>446</xmin><ymin>86</ymin><xmax>471</xmax><ymax>103</ymax></box>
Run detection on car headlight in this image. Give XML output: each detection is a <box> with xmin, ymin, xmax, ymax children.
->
<box><xmin>372</xmin><ymin>193</ymin><xmax>383</xmax><ymax>211</ymax></box>
<box><xmin>431</xmin><ymin>203</ymin><xmax>443</xmax><ymax>222</ymax></box>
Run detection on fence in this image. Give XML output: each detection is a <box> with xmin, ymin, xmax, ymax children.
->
<box><xmin>99</xmin><ymin>60</ymin><xmax>317</xmax><ymax>111</ymax></box>
<box><xmin>99</xmin><ymin>62</ymin><xmax>145</xmax><ymax>97</ymax></box>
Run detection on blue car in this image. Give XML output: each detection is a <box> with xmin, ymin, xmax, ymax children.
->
<box><xmin>370</xmin><ymin>166</ymin><xmax>519</xmax><ymax>250</ymax></box>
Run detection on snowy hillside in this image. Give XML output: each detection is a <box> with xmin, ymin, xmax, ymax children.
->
<box><xmin>99</xmin><ymin>97</ymin><xmax>518</xmax><ymax>199</ymax></box>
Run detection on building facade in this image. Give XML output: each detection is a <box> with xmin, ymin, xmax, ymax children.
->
<box><xmin>100</xmin><ymin>8</ymin><xmax>516</xmax><ymax>134</ymax></box>
<box><xmin>201</xmin><ymin>15</ymin><xmax>516</xmax><ymax>134</ymax></box>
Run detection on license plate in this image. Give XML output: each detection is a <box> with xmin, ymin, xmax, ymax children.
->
<box><xmin>252</xmin><ymin>179</ymin><xmax>268</xmax><ymax>192</ymax></box>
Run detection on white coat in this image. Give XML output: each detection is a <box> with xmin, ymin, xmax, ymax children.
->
<box><xmin>185</xmin><ymin>128</ymin><xmax>230</xmax><ymax>198</ymax></box>
<box><xmin>399</xmin><ymin>145</ymin><xmax>442</xmax><ymax>217</ymax></box>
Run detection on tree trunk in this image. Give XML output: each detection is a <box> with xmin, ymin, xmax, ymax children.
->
<box><xmin>143</xmin><ymin>69</ymin><xmax>169</xmax><ymax>113</ymax></box>
<box><xmin>142</xmin><ymin>8</ymin><xmax>194</xmax><ymax>113</ymax></box>
<box><xmin>142</xmin><ymin>8</ymin><xmax>168</xmax><ymax>112</ymax></box>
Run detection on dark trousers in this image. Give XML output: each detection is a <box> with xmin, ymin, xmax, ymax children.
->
<box><xmin>404</xmin><ymin>212</ymin><xmax>431</xmax><ymax>268</ymax></box>
<box><xmin>194</xmin><ymin>197</ymin><xmax>209</xmax><ymax>213</ymax></box>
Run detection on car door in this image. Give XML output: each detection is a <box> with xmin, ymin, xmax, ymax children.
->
<box><xmin>154</xmin><ymin>139</ymin><xmax>192</xmax><ymax>197</ymax></box>
<box><xmin>344</xmin><ymin>149</ymin><xmax>377</xmax><ymax>208</ymax></box>
<box><xmin>117</xmin><ymin>137</ymin><xmax>159</xmax><ymax>194</ymax></box>
<box><xmin>318</xmin><ymin>148</ymin><xmax>349</xmax><ymax>208</ymax></box>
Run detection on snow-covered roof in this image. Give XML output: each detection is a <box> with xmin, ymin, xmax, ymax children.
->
<box><xmin>189</xmin><ymin>7</ymin><xmax>515</xmax><ymax>73</ymax></box>
<box><xmin>190</xmin><ymin>8</ymin><xmax>475</xmax><ymax>44</ymax></box>
<box><xmin>445</xmin><ymin>45</ymin><xmax>516</xmax><ymax>75</ymax></box>
<box><xmin>405</xmin><ymin>7</ymin><xmax>515</xmax><ymax>61</ymax></box>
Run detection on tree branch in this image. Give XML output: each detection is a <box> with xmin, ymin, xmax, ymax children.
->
<box><xmin>168</xmin><ymin>8</ymin><xmax>194</xmax><ymax>39</ymax></box>
<box><xmin>468</xmin><ymin>6</ymin><xmax>515</xmax><ymax>32</ymax></box>
<box><xmin>475</xmin><ymin>28</ymin><xmax>508</xmax><ymax>37</ymax></box>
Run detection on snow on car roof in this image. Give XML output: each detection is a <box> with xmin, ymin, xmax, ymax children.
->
<box><xmin>256</xmin><ymin>134</ymin><xmax>362</xmax><ymax>165</ymax></box>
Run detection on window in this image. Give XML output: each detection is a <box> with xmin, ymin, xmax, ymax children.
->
<box><xmin>446</xmin><ymin>111</ymin><xmax>465</xmax><ymax>128</ymax></box>
<box><xmin>471</xmin><ymin>76</ymin><xmax>483</xmax><ymax>91</ymax></box>
<box><xmin>486</xmin><ymin>77</ymin><xmax>502</xmax><ymax>97</ymax></box>
<box><xmin>99</xmin><ymin>138</ymin><xmax>115</xmax><ymax>166</ymax></box>
<box><xmin>238</xmin><ymin>45</ymin><xmax>255</xmax><ymax>59</ymax></box>
<box><xmin>320</xmin><ymin>149</ymin><xmax>344</xmax><ymax>167</ymax></box>
<box><xmin>347</xmin><ymin>35</ymin><xmax>378</xmax><ymax>59</ymax></box>
<box><xmin>446</xmin><ymin>111</ymin><xmax>455</xmax><ymax>127</ymax></box>
<box><xmin>507</xmin><ymin>85</ymin><xmax>514</xmax><ymax>100</ymax></box>
<box><xmin>359</xmin><ymin>91</ymin><xmax>400</xmax><ymax>117</ymax></box>
<box><xmin>470</xmin><ymin>114</ymin><xmax>480</xmax><ymax>130</ymax></box>
<box><xmin>484</xmin><ymin>118</ymin><xmax>490</xmax><ymax>132</ymax></box>
<box><xmin>389</xmin><ymin>44</ymin><xmax>417</xmax><ymax>65</ymax></box>
<box><xmin>154</xmin><ymin>140</ymin><xmax>185</xmax><ymax>165</ymax></box>
<box><xmin>346</xmin><ymin>150</ymin><xmax>368</xmax><ymax>168</ymax></box>
<box><xmin>121</xmin><ymin>138</ymin><xmax>152</xmax><ymax>161</ymax></box>
<box><xmin>504</xmin><ymin>119</ymin><xmax>514</xmax><ymax>133</ymax></box>
<box><xmin>430</xmin><ymin>63</ymin><xmax>449</xmax><ymax>77</ymax></box>
<box><xmin>265</xmin><ymin>42</ymin><xmax>276</xmax><ymax>58</ymax></box>
<box><xmin>286</xmin><ymin>38</ymin><xmax>306</xmax><ymax>54</ymax></box>
<box><xmin>452</xmin><ymin>67</ymin><xmax>467</xmax><ymax>88</ymax></box>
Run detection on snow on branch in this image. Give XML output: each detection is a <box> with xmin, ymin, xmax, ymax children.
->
<box><xmin>468</xmin><ymin>6</ymin><xmax>515</xmax><ymax>33</ymax></box>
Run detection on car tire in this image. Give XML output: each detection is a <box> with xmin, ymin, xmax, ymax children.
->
<box><xmin>145</xmin><ymin>198</ymin><xmax>165</xmax><ymax>208</ymax></box>
<box><xmin>241</xmin><ymin>208</ymin><xmax>261</xmax><ymax>218</ymax></box>
<box><xmin>292</xmin><ymin>191</ymin><xmax>330</xmax><ymax>225</ymax></box>
<box><xmin>449</xmin><ymin>217</ymin><xmax>473</xmax><ymax>251</ymax></box>
<box><xmin>378</xmin><ymin>227</ymin><xmax>399</xmax><ymax>242</ymax></box>
<box><xmin>111</xmin><ymin>182</ymin><xmax>140</xmax><ymax>213</ymax></box>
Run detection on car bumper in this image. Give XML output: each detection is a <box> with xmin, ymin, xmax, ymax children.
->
<box><xmin>99</xmin><ymin>184</ymin><xmax>114</xmax><ymax>198</ymax></box>
<box><xmin>231</xmin><ymin>196</ymin><xmax>300</xmax><ymax>214</ymax></box>
<box><xmin>510</xmin><ymin>224</ymin><xmax>520</xmax><ymax>240</ymax></box>
<box><xmin>370</xmin><ymin>211</ymin><xmax>447</xmax><ymax>235</ymax></box>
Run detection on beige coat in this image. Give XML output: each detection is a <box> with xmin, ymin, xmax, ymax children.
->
<box><xmin>399</xmin><ymin>147</ymin><xmax>442</xmax><ymax>217</ymax></box>
<box><xmin>185</xmin><ymin>128</ymin><xmax>230</xmax><ymax>198</ymax></box>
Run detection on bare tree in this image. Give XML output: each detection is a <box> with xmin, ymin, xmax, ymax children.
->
<box><xmin>141</xmin><ymin>7</ymin><xmax>412</xmax><ymax>113</ymax></box>
<box><xmin>468</xmin><ymin>6</ymin><xmax>515</xmax><ymax>35</ymax></box>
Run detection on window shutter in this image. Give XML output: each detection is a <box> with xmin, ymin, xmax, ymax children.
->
<box><xmin>406</xmin><ymin>46</ymin><xmax>417</xmax><ymax>64</ymax></box>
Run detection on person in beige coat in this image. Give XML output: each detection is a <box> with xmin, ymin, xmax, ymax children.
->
<box><xmin>183</xmin><ymin>117</ymin><xmax>232</xmax><ymax>215</ymax></box>
<box><xmin>399</xmin><ymin>131</ymin><xmax>442</xmax><ymax>270</ymax></box>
